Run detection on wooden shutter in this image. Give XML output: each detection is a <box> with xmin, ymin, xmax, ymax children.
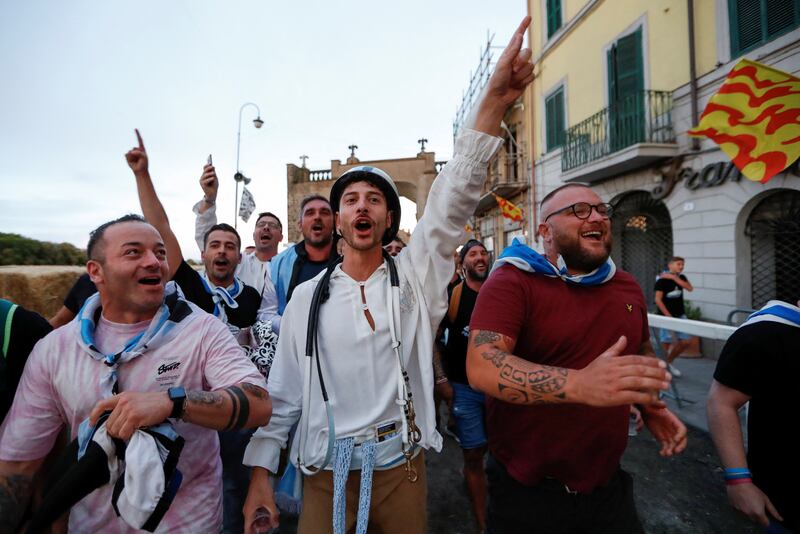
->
<box><xmin>730</xmin><ymin>0</ymin><xmax>800</xmax><ymax>55</ymax></box>
<box><xmin>545</xmin><ymin>87</ymin><xmax>565</xmax><ymax>151</ymax></box>
<box><xmin>547</xmin><ymin>0</ymin><xmax>562</xmax><ymax>38</ymax></box>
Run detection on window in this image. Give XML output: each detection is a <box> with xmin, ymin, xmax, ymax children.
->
<box><xmin>729</xmin><ymin>0</ymin><xmax>800</xmax><ymax>56</ymax></box>
<box><xmin>545</xmin><ymin>87</ymin><xmax>565</xmax><ymax>152</ymax></box>
<box><xmin>546</xmin><ymin>0</ymin><xmax>562</xmax><ymax>38</ymax></box>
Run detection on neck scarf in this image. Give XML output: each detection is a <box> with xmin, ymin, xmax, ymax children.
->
<box><xmin>200</xmin><ymin>273</ymin><xmax>244</xmax><ymax>325</ymax></box>
<box><xmin>77</xmin><ymin>282</ymin><xmax>194</xmax><ymax>397</ymax></box>
<box><xmin>740</xmin><ymin>300</ymin><xmax>800</xmax><ymax>329</ymax></box>
<box><xmin>494</xmin><ymin>238</ymin><xmax>616</xmax><ymax>286</ymax></box>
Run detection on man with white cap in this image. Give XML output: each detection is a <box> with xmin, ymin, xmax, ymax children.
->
<box><xmin>242</xmin><ymin>17</ymin><xmax>536</xmax><ymax>534</ymax></box>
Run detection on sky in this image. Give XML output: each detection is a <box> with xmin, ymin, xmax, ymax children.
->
<box><xmin>0</xmin><ymin>0</ymin><xmax>526</xmax><ymax>260</ymax></box>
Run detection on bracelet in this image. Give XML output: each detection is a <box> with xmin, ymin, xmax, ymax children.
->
<box><xmin>434</xmin><ymin>377</ymin><xmax>448</xmax><ymax>385</ymax></box>
<box><xmin>726</xmin><ymin>478</ymin><xmax>752</xmax><ymax>486</ymax></box>
<box><xmin>724</xmin><ymin>468</ymin><xmax>752</xmax><ymax>481</ymax></box>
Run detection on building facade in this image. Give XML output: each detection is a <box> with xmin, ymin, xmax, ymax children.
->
<box><xmin>462</xmin><ymin>0</ymin><xmax>799</xmax><ymax>322</ymax></box>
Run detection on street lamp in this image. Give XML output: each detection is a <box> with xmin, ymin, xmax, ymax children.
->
<box><xmin>234</xmin><ymin>102</ymin><xmax>263</xmax><ymax>228</ymax></box>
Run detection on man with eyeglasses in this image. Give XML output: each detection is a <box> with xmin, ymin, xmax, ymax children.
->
<box><xmin>467</xmin><ymin>183</ymin><xmax>687</xmax><ymax>533</ymax></box>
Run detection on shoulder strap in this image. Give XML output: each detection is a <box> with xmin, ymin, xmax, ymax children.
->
<box><xmin>0</xmin><ymin>299</ymin><xmax>19</xmax><ymax>359</ymax></box>
<box><xmin>447</xmin><ymin>282</ymin><xmax>464</xmax><ymax>324</ymax></box>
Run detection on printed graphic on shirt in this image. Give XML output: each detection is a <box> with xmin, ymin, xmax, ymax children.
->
<box><xmin>400</xmin><ymin>280</ymin><xmax>416</xmax><ymax>313</ymax></box>
<box><xmin>155</xmin><ymin>356</ymin><xmax>183</xmax><ymax>387</ymax></box>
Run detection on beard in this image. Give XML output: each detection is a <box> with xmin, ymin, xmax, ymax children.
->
<box><xmin>465</xmin><ymin>264</ymin><xmax>488</xmax><ymax>281</ymax></box>
<box><xmin>553</xmin><ymin>229</ymin><xmax>612</xmax><ymax>273</ymax></box>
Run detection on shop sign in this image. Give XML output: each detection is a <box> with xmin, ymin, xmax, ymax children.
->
<box><xmin>651</xmin><ymin>158</ymin><xmax>800</xmax><ymax>200</ymax></box>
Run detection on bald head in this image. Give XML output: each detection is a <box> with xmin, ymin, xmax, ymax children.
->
<box><xmin>540</xmin><ymin>184</ymin><xmax>597</xmax><ymax>221</ymax></box>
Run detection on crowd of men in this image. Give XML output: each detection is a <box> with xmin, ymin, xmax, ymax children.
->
<box><xmin>0</xmin><ymin>14</ymin><xmax>797</xmax><ymax>534</ymax></box>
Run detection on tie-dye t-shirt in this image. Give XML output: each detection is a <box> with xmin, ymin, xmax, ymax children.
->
<box><xmin>0</xmin><ymin>307</ymin><xmax>266</xmax><ymax>533</ymax></box>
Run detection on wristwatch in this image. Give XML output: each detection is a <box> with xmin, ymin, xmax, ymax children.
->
<box><xmin>167</xmin><ymin>387</ymin><xmax>187</xmax><ymax>419</ymax></box>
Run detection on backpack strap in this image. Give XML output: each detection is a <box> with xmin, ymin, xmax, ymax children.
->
<box><xmin>447</xmin><ymin>282</ymin><xmax>464</xmax><ymax>325</ymax></box>
<box><xmin>0</xmin><ymin>299</ymin><xmax>18</xmax><ymax>359</ymax></box>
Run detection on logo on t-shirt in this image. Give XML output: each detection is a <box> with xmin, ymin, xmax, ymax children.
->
<box><xmin>626</xmin><ymin>304</ymin><xmax>633</xmax><ymax>313</ymax></box>
<box><xmin>158</xmin><ymin>362</ymin><xmax>181</xmax><ymax>375</ymax></box>
<box><xmin>155</xmin><ymin>357</ymin><xmax>183</xmax><ymax>386</ymax></box>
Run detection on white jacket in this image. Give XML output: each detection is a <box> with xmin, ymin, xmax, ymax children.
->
<box><xmin>243</xmin><ymin>129</ymin><xmax>502</xmax><ymax>472</ymax></box>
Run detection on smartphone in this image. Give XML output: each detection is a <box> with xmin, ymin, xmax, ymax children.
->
<box><xmin>207</xmin><ymin>154</ymin><xmax>213</xmax><ymax>166</ymax></box>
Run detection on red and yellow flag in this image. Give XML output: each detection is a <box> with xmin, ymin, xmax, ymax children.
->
<box><xmin>688</xmin><ymin>59</ymin><xmax>800</xmax><ymax>184</ymax></box>
<box><xmin>493</xmin><ymin>193</ymin><xmax>523</xmax><ymax>222</ymax></box>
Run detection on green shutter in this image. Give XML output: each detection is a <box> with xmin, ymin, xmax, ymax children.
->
<box><xmin>545</xmin><ymin>87</ymin><xmax>565</xmax><ymax>151</ymax></box>
<box><xmin>730</xmin><ymin>0</ymin><xmax>800</xmax><ymax>56</ymax></box>
<box><xmin>547</xmin><ymin>0</ymin><xmax>562</xmax><ymax>38</ymax></box>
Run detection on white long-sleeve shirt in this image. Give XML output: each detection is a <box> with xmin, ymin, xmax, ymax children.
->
<box><xmin>243</xmin><ymin>129</ymin><xmax>502</xmax><ymax>472</ymax></box>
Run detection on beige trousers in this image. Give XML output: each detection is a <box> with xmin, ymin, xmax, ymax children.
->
<box><xmin>298</xmin><ymin>451</ymin><xmax>427</xmax><ymax>534</ymax></box>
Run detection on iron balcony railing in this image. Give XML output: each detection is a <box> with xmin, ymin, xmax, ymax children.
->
<box><xmin>561</xmin><ymin>90</ymin><xmax>674</xmax><ymax>172</ymax></box>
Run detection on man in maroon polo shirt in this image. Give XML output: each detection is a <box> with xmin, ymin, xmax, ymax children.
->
<box><xmin>467</xmin><ymin>183</ymin><xmax>687</xmax><ymax>534</ymax></box>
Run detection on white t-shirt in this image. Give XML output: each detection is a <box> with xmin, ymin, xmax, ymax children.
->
<box><xmin>0</xmin><ymin>309</ymin><xmax>266</xmax><ymax>533</ymax></box>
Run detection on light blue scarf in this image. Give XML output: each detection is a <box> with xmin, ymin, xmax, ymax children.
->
<box><xmin>740</xmin><ymin>300</ymin><xmax>800</xmax><ymax>329</ymax></box>
<box><xmin>77</xmin><ymin>282</ymin><xmax>196</xmax><ymax>397</ymax></box>
<box><xmin>200</xmin><ymin>273</ymin><xmax>244</xmax><ymax>325</ymax></box>
<box><xmin>494</xmin><ymin>238</ymin><xmax>616</xmax><ymax>286</ymax></box>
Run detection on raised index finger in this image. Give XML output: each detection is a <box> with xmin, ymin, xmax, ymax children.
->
<box><xmin>499</xmin><ymin>16</ymin><xmax>531</xmax><ymax>62</ymax></box>
<box><xmin>135</xmin><ymin>128</ymin><xmax>144</xmax><ymax>150</ymax></box>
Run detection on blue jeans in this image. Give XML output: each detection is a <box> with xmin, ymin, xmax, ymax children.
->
<box><xmin>452</xmin><ymin>381</ymin><xmax>487</xmax><ymax>449</ymax></box>
<box><xmin>219</xmin><ymin>428</ymin><xmax>255</xmax><ymax>534</ymax></box>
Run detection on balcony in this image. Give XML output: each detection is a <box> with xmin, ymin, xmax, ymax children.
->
<box><xmin>476</xmin><ymin>153</ymin><xmax>528</xmax><ymax>214</ymax></box>
<box><xmin>561</xmin><ymin>90</ymin><xmax>678</xmax><ymax>183</ymax></box>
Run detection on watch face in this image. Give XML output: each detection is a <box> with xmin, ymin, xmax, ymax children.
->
<box><xmin>169</xmin><ymin>387</ymin><xmax>186</xmax><ymax>400</ymax></box>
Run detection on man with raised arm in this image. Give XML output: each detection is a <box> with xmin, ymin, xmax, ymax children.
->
<box><xmin>0</xmin><ymin>214</ymin><xmax>270</xmax><ymax>532</ymax></box>
<box><xmin>125</xmin><ymin>132</ymin><xmax>268</xmax><ymax>533</ymax></box>
<box><xmin>240</xmin><ymin>18</ymin><xmax>535</xmax><ymax>534</ymax></box>
<box><xmin>467</xmin><ymin>183</ymin><xmax>687</xmax><ymax>533</ymax></box>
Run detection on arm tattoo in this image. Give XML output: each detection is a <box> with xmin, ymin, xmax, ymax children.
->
<box><xmin>187</xmin><ymin>390</ymin><xmax>223</xmax><ymax>405</ymax></box>
<box><xmin>241</xmin><ymin>382</ymin><xmax>268</xmax><ymax>399</ymax></box>
<box><xmin>473</xmin><ymin>331</ymin><xmax>501</xmax><ymax>347</ymax></box>
<box><xmin>222</xmin><ymin>389</ymin><xmax>239</xmax><ymax>431</ymax></box>
<box><xmin>222</xmin><ymin>386</ymin><xmax>250</xmax><ymax>431</ymax></box>
<box><xmin>0</xmin><ymin>474</ymin><xmax>34</xmax><ymax>531</ymax></box>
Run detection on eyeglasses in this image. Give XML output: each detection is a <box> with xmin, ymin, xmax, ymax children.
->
<box><xmin>544</xmin><ymin>202</ymin><xmax>614</xmax><ymax>222</ymax></box>
<box><xmin>256</xmin><ymin>221</ymin><xmax>282</xmax><ymax>230</ymax></box>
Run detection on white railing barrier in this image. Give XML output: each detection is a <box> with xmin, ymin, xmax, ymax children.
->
<box><xmin>646</xmin><ymin>314</ymin><xmax>738</xmax><ymax>408</ymax></box>
<box><xmin>647</xmin><ymin>314</ymin><xmax>737</xmax><ymax>341</ymax></box>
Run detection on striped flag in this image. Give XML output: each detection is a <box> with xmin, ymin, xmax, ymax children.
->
<box><xmin>688</xmin><ymin>59</ymin><xmax>800</xmax><ymax>184</ymax></box>
<box><xmin>493</xmin><ymin>193</ymin><xmax>524</xmax><ymax>222</ymax></box>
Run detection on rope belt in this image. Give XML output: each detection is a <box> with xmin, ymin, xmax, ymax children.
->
<box><xmin>332</xmin><ymin>437</ymin><xmax>376</xmax><ymax>534</ymax></box>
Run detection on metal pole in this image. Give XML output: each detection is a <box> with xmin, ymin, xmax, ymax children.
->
<box><xmin>234</xmin><ymin>102</ymin><xmax>262</xmax><ymax>228</ymax></box>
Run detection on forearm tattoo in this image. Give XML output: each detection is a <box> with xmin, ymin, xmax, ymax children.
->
<box><xmin>472</xmin><ymin>330</ymin><xmax>569</xmax><ymax>404</ymax></box>
<box><xmin>0</xmin><ymin>474</ymin><xmax>34</xmax><ymax>531</ymax></box>
<box><xmin>222</xmin><ymin>386</ymin><xmax>251</xmax><ymax>431</ymax></box>
<box><xmin>241</xmin><ymin>382</ymin><xmax>268</xmax><ymax>399</ymax></box>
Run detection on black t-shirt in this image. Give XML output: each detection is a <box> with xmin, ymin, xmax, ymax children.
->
<box><xmin>654</xmin><ymin>274</ymin><xmax>688</xmax><ymax>316</ymax></box>
<box><xmin>1</xmin><ymin>302</ymin><xmax>52</xmax><ymax>421</ymax></box>
<box><xmin>64</xmin><ymin>273</ymin><xmax>98</xmax><ymax>314</ymax></box>
<box><xmin>172</xmin><ymin>261</ymin><xmax>260</xmax><ymax>329</ymax></box>
<box><xmin>296</xmin><ymin>259</ymin><xmax>328</xmax><ymax>289</ymax></box>
<box><xmin>442</xmin><ymin>282</ymin><xmax>479</xmax><ymax>385</ymax></box>
<box><xmin>713</xmin><ymin>320</ymin><xmax>800</xmax><ymax>530</ymax></box>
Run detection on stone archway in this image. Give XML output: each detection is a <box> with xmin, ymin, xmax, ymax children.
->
<box><xmin>610</xmin><ymin>191</ymin><xmax>674</xmax><ymax>309</ymax></box>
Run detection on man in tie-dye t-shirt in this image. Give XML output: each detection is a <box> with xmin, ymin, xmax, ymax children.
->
<box><xmin>0</xmin><ymin>215</ymin><xmax>271</xmax><ymax>533</ymax></box>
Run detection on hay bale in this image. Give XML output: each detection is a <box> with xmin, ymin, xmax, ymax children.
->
<box><xmin>0</xmin><ymin>266</ymin><xmax>85</xmax><ymax>318</ymax></box>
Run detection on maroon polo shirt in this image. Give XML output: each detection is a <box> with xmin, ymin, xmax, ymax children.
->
<box><xmin>470</xmin><ymin>264</ymin><xmax>649</xmax><ymax>493</ymax></box>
